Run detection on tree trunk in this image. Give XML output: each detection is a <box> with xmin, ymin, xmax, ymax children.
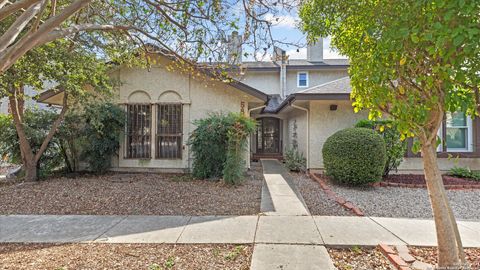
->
<box><xmin>23</xmin><ymin>156</ymin><xmax>37</xmax><ymax>181</ymax></box>
<box><xmin>8</xmin><ymin>85</ymin><xmax>37</xmax><ymax>181</ymax></box>
<box><xmin>8</xmin><ymin>85</ymin><xmax>69</xmax><ymax>181</ymax></box>
<box><xmin>421</xmin><ymin>142</ymin><xmax>463</xmax><ymax>267</ymax></box>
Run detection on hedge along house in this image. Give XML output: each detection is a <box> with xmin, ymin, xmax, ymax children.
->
<box><xmin>38</xmin><ymin>38</ymin><xmax>480</xmax><ymax>173</ymax></box>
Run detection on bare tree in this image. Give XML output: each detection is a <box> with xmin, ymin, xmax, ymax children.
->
<box><xmin>0</xmin><ymin>0</ymin><xmax>300</xmax><ymax>74</ymax></box>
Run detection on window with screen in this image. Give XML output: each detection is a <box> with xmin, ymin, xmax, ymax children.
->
<box><xmin>157</xmin><ymin>104</ymin><xmax>182</xmax><ymax>159</ymax></box>
<box><xmin>126</xmin><ymin>104</ymin><xmax>151</xmax><ymax>158</ymax></box>
<box><xmin>446</xmin><ymin>112</ymin><xmax>472</xmax><ymax>152</ymax></box>
<box><xmin>297</xmin><ymin>72</ymin><xmax>308</xmax><ymax>87</ymax></box>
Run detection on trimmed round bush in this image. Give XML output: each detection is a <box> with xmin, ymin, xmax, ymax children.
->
<box><xmin>322</xmin><ymin>128</ymin><xmax>387</xmax><ymax>185</ymax></box>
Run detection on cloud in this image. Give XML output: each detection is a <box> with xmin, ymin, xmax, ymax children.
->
<box><xmin>323</xmin><ymin>36</ymin><xmax>346</xmax><ymax>59</ymax></box>
<box><xmin>264</xmin><ymin>13</ymin><xmax>298</xmax><ymax>29</ymax></box>
<box><xmin>286</xmin><ymin>47</ymin><xmax>306</xmax><ymax>59</ymax></box>
<box><xmin>254</xmin><ymin>50</ymin><xmax>272</xmax><ymax>61</ymax></box>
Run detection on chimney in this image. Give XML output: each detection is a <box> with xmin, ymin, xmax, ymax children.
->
<box><xmin>307</xmin><ymin>37</ymin><xmax>323</xmax><ymax>62</ymax></box>
<box><xmin>227</xmin><ymin>31</ymin><xmax>243</xmax><ymax>65</ymax></box>
<box><xmin>272</xmin><ymin>46</ymin><xmax>287</xmax><ymax>63</ymax></box>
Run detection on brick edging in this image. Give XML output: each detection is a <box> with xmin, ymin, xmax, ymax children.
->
<box><xmin>376</xmin><ymin>181</ymin><xmax>480</xmax><ymax>190</ymax></box>
<box><xmin>308</xmin><ymin>173</ymin><xmax>364</xmax><ymax>216</ymax></box>
<box><xmin>378</xmin><ymin>244</ymin><xmax>412</xmax><ymax>270</ymax></box>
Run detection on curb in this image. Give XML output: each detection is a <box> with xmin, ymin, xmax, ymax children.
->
<box><xmin>378</xmin><ymin>244</ymin><xmax>412</xmax><ymax>270</ymax></box>
<box><xmin>308</xmin><ymin>173</ymin><xmax>364</xmax><ymax>216</ymax></box>
<box><xmin>378</xmin><ymin>181</ymin><xmax>480</xmax><ymax>190</ymax></box>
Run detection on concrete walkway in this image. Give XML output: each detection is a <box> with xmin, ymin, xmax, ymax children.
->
<box><xmin>260</xmin><ymin>159</ymin><xmax>309</xmax><ymax>216</ymax></box>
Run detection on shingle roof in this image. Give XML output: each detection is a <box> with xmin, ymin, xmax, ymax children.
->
<box><xmin>298</xmin><ymin>77</ymin><xmax>351</xmax><ymax>94</ymax></box>
<box><xmin>240</xmin><ymin>59</ymin><xmax>349</xmax><ymax>70</ymax></box>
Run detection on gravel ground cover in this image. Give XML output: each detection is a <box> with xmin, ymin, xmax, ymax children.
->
<box><xmin>409</xmin><ymin>247</ymin><xmax>480</xmax><ymax>269</ymax></box>
<box><xmin>0</xmin><ymin>243</ymin><xmax>252</xmax><ymax>270</ymax></box>
<box><xmin>0</xmin><ymin>169</ymin><xmax>263</xmax><ymax>215</ymax></box>
<box><xmin>320</xmin><ymin>174</ymin><xmax>480</xmax><ymax>220</ymax></box>
<box><xmin>290</xmin><ymin>172</ymin><xmax>353</xmax><ymax>216</ymax></box>
<box><xmin>386</xmin><ymin>174</ymin><xmax>480</xmax><ymax>186</ymax></box>
<box><xmin>328</xmin><ymin>247</ymin><xmax>395</xmax><ymax>270</ymax></box>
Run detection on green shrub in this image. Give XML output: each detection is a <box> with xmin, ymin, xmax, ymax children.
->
<box><xmin>284</xmin><ymin>148</ymin><xmax>306</xmax><ymax>172</ymax></box>
<box><xmin>0</xmin><ymin>103</ymin><xmax>124</xmax><ymax>176</ymax></box>
<box><xmin>80</xmin><ymin>102</ymin><xmax>125</xmax><ymax>172</ymax></box>
<box><xmin>189</xmin><ymin>113</ymin><xmax>232</xmax><ymax>180</ymax></box>
<box><xmin>222</xmin><ymin>114</ymin><xmax>256</xmax><ymax>185</ymax></box>
<box><xmin>448</xmin><ymin>166</ymin><xmax>480</xmax><ymax>181</ymax></box>
<box><xmin>189</xmin><ymin>112</ymin><xmax>256</xmax><ymax>184</ymax></box>
<box><xmin>322</xmin><ymin>128</ymin><xmax>387</xmax><ymax>185</ymax></box>
<box><xmin>355</xmin><ymin>119</ymin><xmax>406</xmax><ymax>177</ymax></box>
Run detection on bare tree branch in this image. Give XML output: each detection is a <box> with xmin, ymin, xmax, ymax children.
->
<box><xmin>34</xmin><ymin>90</ymin><xmax>68</xmax><ymax>163</ymax></box>
<box><xmin>0</xmin><ymin>0</ymin><xmax>91</xmax><ymax>73</ymax></box>
<box><xmin>0</xmin><ymin>1</ymin><xmax>42</xmax><ymax>52</ymax></box>
<box><xmin>0</xmin><ymin>0</ymin><xmax>40</xmax><ymax>21</ymax></box>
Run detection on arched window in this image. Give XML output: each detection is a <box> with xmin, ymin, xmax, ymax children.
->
<box><xmin>157</xmin><ymin>91</ymin><xmax>183</xmax><ymax>159</ymax></box>
<box><xmin>126</xmin><ymin>91</ymin><xmax>151</xmax><ymax>159</ymax></box>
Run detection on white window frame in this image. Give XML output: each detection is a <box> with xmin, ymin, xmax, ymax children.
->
<box><xmin>297</xmin><ymin>71</ymin><xmax>309</xmax><ymax>88</ymax></box>
<box><xmin>438</xmin><ymin>113</ymin><xmax>473</xmax><ymax>152</ymax></box>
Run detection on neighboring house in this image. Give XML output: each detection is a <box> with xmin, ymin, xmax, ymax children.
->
<box><xmin>0</xmin><ymin>83</ymin><xmax>57</xmax><ymax>115</ymax></box>
<box><xmin>38</xmin><ymin>38</ymin><xmax>480</xmax><ymax>173</ymax></box>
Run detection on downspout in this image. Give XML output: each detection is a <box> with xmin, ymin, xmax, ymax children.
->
<box><xmin>247</xmin><ymin>105</ymin><xmax>266</xmax><ymax>169</ymax></box>
<box><xmin>291</xmin><ymin>104</ymin><xmax>309</xmax><ymax>170</ymax></box>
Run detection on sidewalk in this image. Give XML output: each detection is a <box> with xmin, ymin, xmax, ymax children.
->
<box><xmin>2</xmin><ymin>160</ymin><xmax>479</xmax><ymax>269</ymax></box>
<box><xmin>1</xmin><ymin>214</ymin><xmax>479</xmax><ymax>247</ymax></box>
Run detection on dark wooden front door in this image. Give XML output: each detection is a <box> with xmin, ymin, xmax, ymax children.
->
<box><xmin>257</xmin><ymin>117</ymin><xmax>280</xmax><ymax>154</ymax></box>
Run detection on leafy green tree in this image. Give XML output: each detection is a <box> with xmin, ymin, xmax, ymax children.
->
<box><xmin>301</xmin><ymin>0</ymin><xmax>479</xmax><ymax>266</ymax></box>
<box><xmin>0</xmin><ymin>108</ymin><xmax>64</xmax><ymax>177</ymax></box>
<box><xmin>0</xmin><ymin>41</ymin><xmax>111</xmax><ymax>181</ymax></box>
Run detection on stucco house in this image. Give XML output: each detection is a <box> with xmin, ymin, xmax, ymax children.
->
<box><xmin>39</xmin><ymin>38</ymin><xmax>480</xmax><ymax>173</ymax></box>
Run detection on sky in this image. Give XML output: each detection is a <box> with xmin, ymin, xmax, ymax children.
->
<box><xmin>247</xmin><ymin>11</ymin><xmax>345</xmax><ymax>60</ymax></box>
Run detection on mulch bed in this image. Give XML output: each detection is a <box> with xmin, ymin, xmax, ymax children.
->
<box><xmin>384</xmin><ymin>174</ymin><xmax>480</xmax><ymax>187</ymax></box>
<box><xmin>0</xmin><ymin>243</ymin><xmax>252</xmax><ymax>270</ymax></box>
<box><xmin>328</xmin><ymin>247</ymin><xmax>395</xmax><ymax>270</ymax></box>
<box><xmin>0</xmin><ymin>169</ymin><xmax>263</xmax><ymax>215</ymax></box>
<box><xmin>409</xmin><ymin>247</ymin><xmax>480</xmax><ymax>269</ymax></box>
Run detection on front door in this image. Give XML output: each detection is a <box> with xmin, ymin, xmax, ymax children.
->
<box><xmin>257</xmin><ymin>117</ymin><xmax>280</xmax><ymax>154</ymax></box>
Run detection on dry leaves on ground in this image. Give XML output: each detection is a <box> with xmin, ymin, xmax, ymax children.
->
<box><xmin>409</xmin><ymin>247</ymin><xmax>480</xmax><ymax>269</ymax></box>
<box><xmin>328</xmin><ymin>247</ymin><xmax>395</xmax><ymax>270</ymax></box>
<box><xmin>0</xmin><ymin>168</ymin><xmax>263</xmax><ymax>215</ymax></box>
<box><xmin>0</xmin><ymin>243</ymin><xmax>252</xmax><ymax>270</ymax></box>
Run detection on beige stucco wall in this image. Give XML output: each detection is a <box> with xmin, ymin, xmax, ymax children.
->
<box><xmin>286</xmin><ymin>69</ymin><xmax>348</xmax><ymax>95</ymax></box>
<box><xmin>112</xmin><ymin>59</ymin><xmax>262</xmax><ymax>171</ymax></box>
<box><xmin>308</xmin><ymin>100</ymin><xmax>368</xmax><ymax>169</ymax></box>
<box><xmin>239</xmin><ymin>71</ymin><xmax>280</xmax><ymax>95</ymax></box>
<box><xmin>239</xmin><ymin>69</ymin><xmax>349</xmax><ymax>96</ymax></box>
<box><xmin>285</xmin><ymin>110</ymin><xmax>308</xmax><ymax>156</ymax></box>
